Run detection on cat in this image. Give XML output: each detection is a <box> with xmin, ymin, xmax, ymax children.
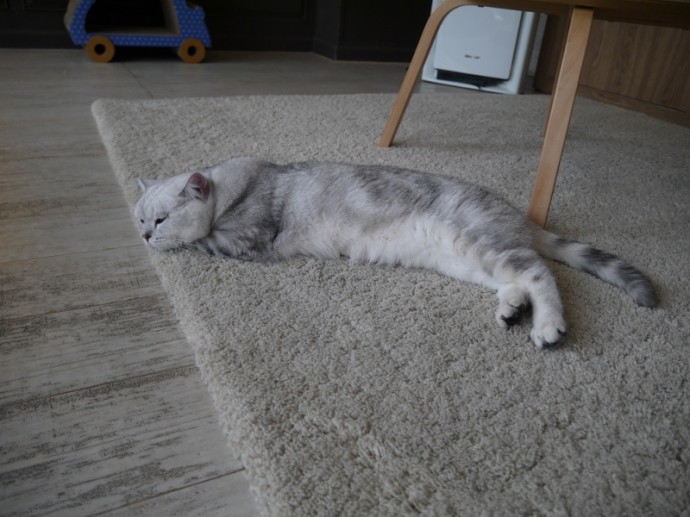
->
<box><xmin>133</xmin><ymin>156</ymin><xmax>657</xmax><ymax>349</ymax></box>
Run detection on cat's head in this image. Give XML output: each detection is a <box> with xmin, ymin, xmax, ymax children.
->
<box><xmin>133</xmin><ymin>172</ymin><xmax>214</xmax><ymax>251</ymax></box>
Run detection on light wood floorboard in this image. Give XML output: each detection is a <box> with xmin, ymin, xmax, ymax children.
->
<box><xmin>2</xmin><ymin>366</ymin><xmax>243</xmax><ymax>515</ymax></box>
<box><xmin>0</xmin><ymin>48</ymin><xmax>440</xmax><ymax>516</ymax></box>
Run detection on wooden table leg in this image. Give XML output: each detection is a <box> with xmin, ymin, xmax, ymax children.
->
<box><xmin>543</xmin><ymin>13</ymin><xmax>571</xmax><ymax>136</ymax></box>
<box><xmin>378</xmin><ymin>0</ymin><xmax>468</xmax><ymax>148</ymax></box>
<box><xmin>528</xmin><ymin>7</ymin><xmax>593</xmax><ymax>226</ymax></box>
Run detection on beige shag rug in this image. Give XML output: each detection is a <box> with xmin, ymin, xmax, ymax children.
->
<box><xmin>93</xmin><ymin>92</ymin><xmax>690</xmax><ymax>515</ymax></box>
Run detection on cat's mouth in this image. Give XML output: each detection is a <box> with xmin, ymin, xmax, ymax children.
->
<box><xmin>145</xmin><ymin>237</ymin><xmax>186</xmax><ymax>252</ymax></box>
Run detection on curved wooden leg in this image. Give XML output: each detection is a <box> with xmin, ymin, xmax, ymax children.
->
<box><xmin>528</xmin><ymin>7</ymin><xmax>593</xmax><ymax>227</ymax></box>
<box><xmin>378</xmin><ymin>0</ymin><xmax>471</xmax><ymax>148</ymax></box>
<box><xmin>543</xmin><ymin>14</ymin><xmax>571</xmax><ymax>136</ymax></box>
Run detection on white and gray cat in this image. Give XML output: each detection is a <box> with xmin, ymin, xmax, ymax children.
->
<box><xmin>134</xmin><ymin>156</ymin><xmax>657</xmax><ymax>349</ymax></box>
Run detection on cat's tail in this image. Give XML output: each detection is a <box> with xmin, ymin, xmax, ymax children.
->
<box><xmin>533</xmin><ymin>228</ymin><xmax>658</xmax><ymax>307</ymax></box>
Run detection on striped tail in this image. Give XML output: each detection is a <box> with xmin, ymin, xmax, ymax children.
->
<box><xmin>534</xmin><ymin>229</ymin><xmax>658</xmax><ymax>307</ymax></box>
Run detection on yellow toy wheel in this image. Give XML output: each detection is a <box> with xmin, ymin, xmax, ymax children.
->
<box><xmin>177</xmin><ymin>38</ymin><xmax>206</xmax><ymax>63</ymax></box>
<box><xmin>85</xmin><ymin>35</ymin><xmax>116</xmax><ymax>63</ymax></box>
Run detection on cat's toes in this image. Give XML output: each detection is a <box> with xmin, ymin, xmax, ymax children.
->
<box><xmin>530</xmin><ymin>321</ymin><xmax>567</xmax><ymax>349</ymax></box>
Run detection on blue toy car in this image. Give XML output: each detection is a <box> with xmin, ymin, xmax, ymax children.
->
<box><xmin>64</xmin><ymin>0</ymin><xmax>212</xmax><ymax>63</ymax></box>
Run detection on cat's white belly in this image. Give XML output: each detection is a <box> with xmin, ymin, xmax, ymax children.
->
<box><xmin>295</xmin><ymin>214</ymin><xmax>499</xmax><ymax>290</ymax></box>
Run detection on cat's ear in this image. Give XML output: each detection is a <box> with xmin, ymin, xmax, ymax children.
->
<box><xmin>181</xmin><ymin>172</ymin><xmax>210</xmax><ymax>200</ymax></box>
<box><xmin>137</xmin><ymin>178</ymin><xmax>157</xmax><ymax>192</ymax></box>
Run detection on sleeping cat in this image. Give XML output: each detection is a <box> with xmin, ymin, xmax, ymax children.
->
<box><xmin>134</xmin><ymin>156</ymin><xmax>657</xmax><ymax>348</ymax></box>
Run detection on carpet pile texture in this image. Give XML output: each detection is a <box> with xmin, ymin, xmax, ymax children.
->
<box><xmin>93</xmin><ymin>92</ymin><xmax>690</xmax><ymax>515</ymax></box>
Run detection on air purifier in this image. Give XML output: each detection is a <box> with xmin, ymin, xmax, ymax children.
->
<box><xmin>422</xmin><ymin>1</ymin><xmax>538</xmax><ymax>94</ymax></box>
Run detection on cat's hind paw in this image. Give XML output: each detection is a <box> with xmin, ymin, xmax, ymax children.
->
<box><xmin>496</xmin><ymin>302</ymin><xmax>529</xmax><ymax>329</ymax></box>
<box><xmin>496</xmin><ymin>285</ymin><xmax>530</xmax><ymax>329</ymax></box>
<box><xmin>530</xmin><ymin>320</ymin><xmax>567</xmax><ymax>349</ymax></box>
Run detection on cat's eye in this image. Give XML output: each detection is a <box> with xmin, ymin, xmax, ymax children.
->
<box><xmin>155</xmin><ymin>217</ymin><xmax>167</xmax><ymax>226</ymax></box>
<box><xmin>139</xmin><ymin>219</ymin><xmax>144</xmax><ymax>224</ymax></box>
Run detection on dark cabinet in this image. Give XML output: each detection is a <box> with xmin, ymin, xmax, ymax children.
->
<box><xmin>314</xmin><ymin>0</ymin><xmax>431</xmax><ymax>61</ymax></box>
<box><xmin>0</xmin><ymin>0</ymin><xmax>431</xmax><ymax>62</ymax></box>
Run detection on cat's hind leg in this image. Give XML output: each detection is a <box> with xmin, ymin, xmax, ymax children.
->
<box><xmin>520</xmin><ymin>262</ymin><xmax>567</xmax><ymax>348</ymax></box>
<box><xmin>496</xmin><ymin>253</ymin><xmax>567</xmax><ymax>348</ymax></box>
<box><xmin>421</xmin><ymin>226</ymin><xmax>566</xmax><ymax>348</ymax></box>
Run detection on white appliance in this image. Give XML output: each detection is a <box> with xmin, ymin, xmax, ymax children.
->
<box><xmin>422</xmin><ymin>1</ymin><xmax>537</xmax><ymax>94</ymax></box>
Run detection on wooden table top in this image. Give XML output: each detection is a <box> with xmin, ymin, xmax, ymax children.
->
<box><xmin>461</xmin><ymin>0</ymin><xmax>690</xmax><ymax>28</ymax></box>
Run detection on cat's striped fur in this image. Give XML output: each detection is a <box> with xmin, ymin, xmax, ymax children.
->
<box><xmin>134</xmin><ymin>157</ymin><xmax>657</xmax><ymax>348</ymax></box>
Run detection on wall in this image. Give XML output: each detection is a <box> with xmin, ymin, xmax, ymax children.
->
<box><xmin>534</xmin><ymin>15</ymin><xmax>690</xmax><ymax>127</ymax></box>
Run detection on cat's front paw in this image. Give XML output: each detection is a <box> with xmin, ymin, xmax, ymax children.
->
<box><xmin>530</xmin><ymin>320</ymin><xmax>567</xmax><ymax>349</ymax></box>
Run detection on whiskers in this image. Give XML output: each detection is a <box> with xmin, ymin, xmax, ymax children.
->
<box><xmin>149</xmin><ymin>237</ymin><xmax>202</xmax><ymax>254</ymax></box>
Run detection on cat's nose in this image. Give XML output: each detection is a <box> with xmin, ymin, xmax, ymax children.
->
<box><xmin>143</xmin><ymin>232</ymin><xmax>152</xmax><ymax>242</ymax></box>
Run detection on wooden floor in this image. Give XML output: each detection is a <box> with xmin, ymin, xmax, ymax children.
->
<box><xmin>0</xmin><ymin>49</ymin><xmax>441</xmax><ymax>516</ymax></box>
